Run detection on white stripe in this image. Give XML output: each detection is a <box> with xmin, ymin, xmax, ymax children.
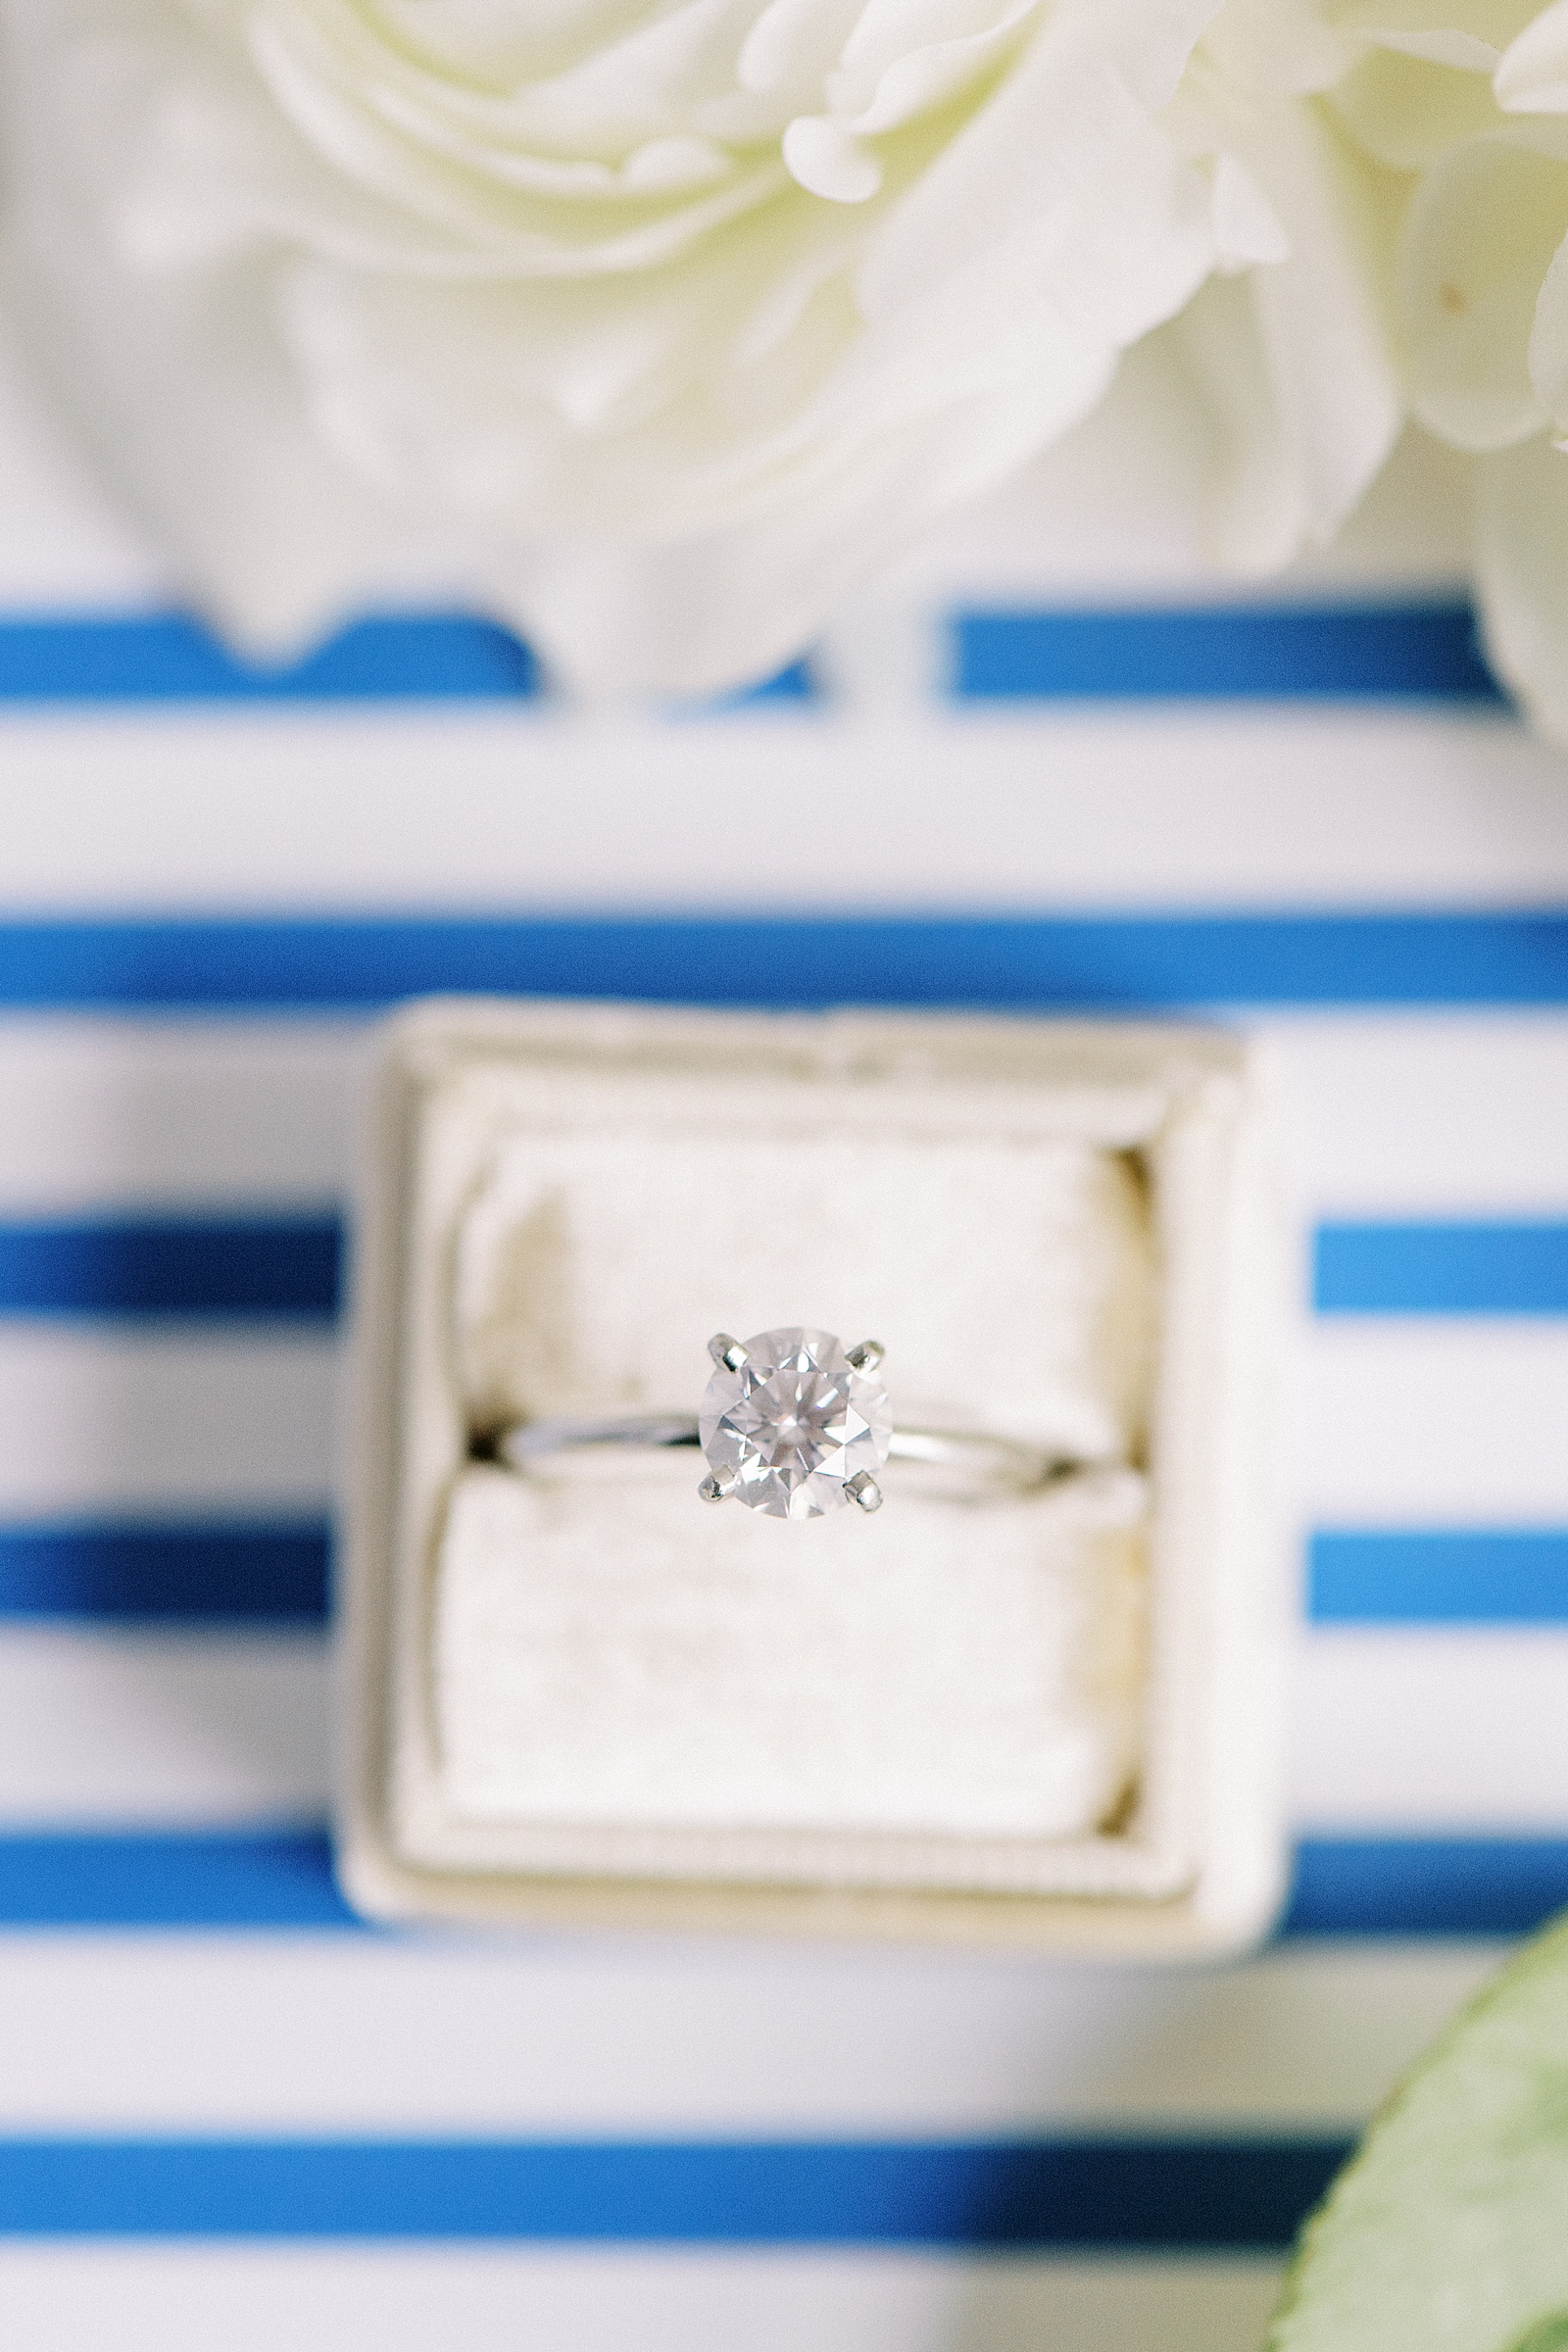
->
<box><xmin>0</xmin><ymin>1332</ymin><xmax>335</xmax><ymax>1515</ymax></box>
<box><xmin>1</xmin><ymin>1616</ymin><xmax>1561</xmax><ymax>1842</ymax></box>
<box><xmin>0</xmin><ymin>1022</ymin><xmax>361</xmax><ymax>1213</ymax></box>
<box><xmin>1294</xmin><ymin>1630</ymin><xmax>1568</xmax><ymax>1826</ymax></box>
<box><xmin>1262</xmin><ymin>1016</ymin><xmax>1568</xmax><ymax>1217</ymax></box>
<box><xmin>0</xmin><ymin>2249</ymin><xmax>1287</xmax><ymax>2352</ymax></box>
<box><xmin>0</xmin><ymin>1633</ymin><xmax>327</xmax><ymax>1824</ymax></box>
<box><xmin>0</xmin><ymin>712</ymin><xmax>1565</xmax><ymax>911</ymax></box>
<box><xmin>1298</xmin><ymin>1323</ymin><xmax>1568</xmax><ymax>1520</ymax></box>
<box><xmin>0</xmin><ymin>1016</ymin><xmax>1566</xmax><ymax>1224</ymax></box>
<box><xmin>0</xmin><ymin>1939</ymin><xmax>1494</xmax><ymax>2132</ymax></box>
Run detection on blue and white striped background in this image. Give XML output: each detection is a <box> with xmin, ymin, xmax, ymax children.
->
<box><xmin>2</xmin><ymin>333</ymin><xmax>1568</xmax><ymax>2346</ymax></box>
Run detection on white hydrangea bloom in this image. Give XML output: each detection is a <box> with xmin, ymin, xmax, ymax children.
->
<box><xmin>0</xmin><ymin>0</ymin><xmax>1234</xmax><ymax>694</ymax></box>
<box><xmin>1172</xmin><ymin>0</ymin><xmax>1568</xmax><ymax>746</ymax></box>
<box><xmin>1372</xmin><ymin>0</ymin><xmax>1568</xmax><ymax>744</ymax></box>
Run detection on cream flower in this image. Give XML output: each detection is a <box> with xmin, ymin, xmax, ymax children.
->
<box><xmin>1167</xmin><ymin>0</ymin><xmax>1568</xmax><ymax>746</ymax></box>
<box><xmin>0</xmin><ymin>0</ymin><xmax>1233</xmax><ymax>694</ymax></box>
<box><xmin>1348</xmin><ymin>0</ymin><xmax>1568</xmax><ymax>745</ymax></box>
<box><xmin>1152</xmin><ymin>1</ymin><xmax>1406</xmax><ymax>578</ymax></box>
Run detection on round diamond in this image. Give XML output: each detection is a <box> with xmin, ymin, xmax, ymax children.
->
<box><xmin>699</xmin><ymin>1327</ymin><xmax>892</xmax><ymax>1520</ymax></box>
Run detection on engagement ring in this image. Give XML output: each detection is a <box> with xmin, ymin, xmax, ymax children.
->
<box><xmin>487</xmin><ymin>1326</ymin><xmax>1081</xmax><ymax>1523</ymax></box>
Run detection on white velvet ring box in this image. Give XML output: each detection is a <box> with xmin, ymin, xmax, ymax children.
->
<box><xmin>337</xmin><ymin>998</ymin><xmax>1290</xmax><ymax>1955</ymax></box>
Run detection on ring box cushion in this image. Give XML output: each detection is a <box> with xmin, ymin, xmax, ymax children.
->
<box><xmin>431</xmin><ymin>1459</ymin><xmax>1149</xmax><ymax>1882</ymax></box>
<box><xmin>338</xmin><ymin>1001</ymin><xmax>1289</xmax><ymax>1953</ymax></box>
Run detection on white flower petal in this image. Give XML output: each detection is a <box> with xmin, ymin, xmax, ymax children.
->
<box><xmin>1210</xmin><ymin>151</ymin><xmax>1291</xmax><ymax>269</ymax></box>
<box><xmin>1359</xmin><ymin>29</ymin><xmax>1503</xmax><ymax>71</ymax></box>
<box><xmin>1329</xmin><ymin>43</ymin><xmax>1505</xmax><ymax>170</ymax></box>
<box><xmin>1165</xmin><ymin>271</ymin><xmax>1311</xmax><ymax>567</ymax></box>
<box><xmin>620</xmin><ymin>134</ymin><xmax>733</xmax><ymax>191</ymax></box>
<box><xmin>1527</xmin><ymin>221</ymin><xmax>1568</xmax><ymax>423</ymax></box>
<box><xmin>858</xmin><ymin>0</ymin><xmax>1220</xmax><ymax>323</ymax></box>
<box><xmin>1173</xmin><ymin>65</ymin><xmax>1403</xmax><ymax>544</ymax></box>
<box><xmin>1200</xmin><ymin>0</ymin><xmax>1356</xmax><ymax>97</ymax></box>
<box><xmin>247</xmin><ymin>7</ymin><xmax>789</xmax><ymax>274</ymax></box>
<box><xmin>489</xmin><ymin>356</ymin><xmax>1118</xmax><ymax>696</ymax></box>
<box><xmin>1473</xmin><ymin>428</ymin><xmax>1568</xmax><ymax>745</ymax></box>
<box><xmin>781</xmin><ymin>114</ymin><xmax>881</xmax><ymax>200</ymax></box>
<box><xmin>736</xmin><ymin>0</ymin><xmax>865</xmax><ymax>100</ymax></box>
<box><xmin>1397</xmin><ymin>134</ymin><xmax>1568</xmax><ymax>450</ymax></box>
<box><xmin>1495</xmin><ymin>0</ymin><xmax>1568</xmax><ymax>112</ymax></box>
<box><xmin>829</xmin><ymin>0</ymin><xmax>1040</xmax><ymax>125</ymax></box>
<box><xmin>358</xmin><ymin>0</ymin><xmax>650</xmax><ymax>86</ymax></box>
<box><xmin>1337</xmin><ymin>0</ymin><xmax>1542</xmax><ymax>73</ymax></box>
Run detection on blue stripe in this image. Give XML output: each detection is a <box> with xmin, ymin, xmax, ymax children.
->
<box><xmin>0</xmin><ymin>612</ymin><xmax>542</xmax><ymax>703</ymax></box>
<box><xmin>0</xmin><ymin>602</ymin><xmax>1498</xmax><ymax>708</ymax></box>
<box><xmin>10</xmin><ymin>1520</ymin><xmax>1568</xmax><ymax>1628</ymax></box>
<box><xmin>952</xmin><ymin>601</ymin><xmax>1505</xmax><ymax>701</ymax></box>
<box><xmin>0</xmin><ymin>1829</ymin><xmax>1559</xmax><ymax>1936</ymax></box>
<box><xmin>1284</xmin><ymin>1836</ymin><xmax>1568</xmax><ymax>1936</ymax></box>
<box><xmin>0</xmin><ymin>1831</ymin><xmax>359</xmax><ymax>1930</ymax></box>
<box><xmin>1310</xmin><ymin>1529</ymin><xmax>1568</xmax><ymax>1624</ymax></box>
<box><xmin>705</xmin><ymin>658</ymin><xmax>815</xmax><ymax>707</ymax></box>
<box><xmin>1315</xmin><ymin>1221</ymin><xmax>1568</xmax><ymax>1313</ymax></box>
<box><xmin>0</xmin><ymin>910</ymin><xmax>1566</xmax><ymax>1009</ymax></box>
<box><xmin>0</xmin><ymin>1523</ymin><xmax>329</xmax><ymax>1623</ymax></box>
<box><xmin>0</xmin><ymin>612</ymin><xmax>815</xmax><ymax>707</ymax></box>
<box><xmin>0</xmin><ymin>1217</ymin><xmax>340</xmax><ymax>1320</ymax></box>
<box><xmin>0</xmin><ymin>2134</ymin><xmax>1346</xmax><ymax>2247</ymax></box>
<box><xmin>6</xmin><ymin>1211</ymin><xmax>1565</xmax><ymax>1325</ymax></box>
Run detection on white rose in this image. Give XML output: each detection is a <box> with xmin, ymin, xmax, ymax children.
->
<box><xmin>1162</xmin><ymin>0</ymin><xmax>1568</xmax><ymax>748</ymax></box>
<box><xmin>0</xmin><ymin>0</ymin><xmax>1232</xmax><ymax>695</ymax></box>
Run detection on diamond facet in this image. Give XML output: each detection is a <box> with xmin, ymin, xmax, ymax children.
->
<box><xmin>698</xmin><ymin>1327</ymin><xmax>893</xmax><ymax>1520</ymax></box>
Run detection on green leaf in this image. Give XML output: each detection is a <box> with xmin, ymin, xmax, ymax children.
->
<box><xmin>1504</xmin><ymin>2318</ymin><xmax>1568</xmax><ymax>2352</ymax></box>
<box><xmin>1266</xmin><ymin>1912</ymin><xmax>1568</xmax><ymax>2352</ymax></box>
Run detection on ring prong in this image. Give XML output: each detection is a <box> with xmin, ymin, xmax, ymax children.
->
<box><xmin>846</xmin><ymin>1471</ymin><xmax>883</xmax><ymax>1513</ymax></box>
<box><xmin>846</xmin><ymin>1340</ymin><xmax>885</xmax><ymax>1374</ymax></box>
<box><xmin>709</xmin><ymin>1332</ymin><xmax>748</xmax><ymax>1372</ymax></box>
<box><xmin>699</xmin><ymin>1472</ymin><xmax>734</xmax><ymax>1504</ymax></box>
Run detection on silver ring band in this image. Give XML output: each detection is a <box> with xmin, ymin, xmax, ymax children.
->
<box><xmin>487</xmin><ymin>1413</ymin><xmax>1082</xmax><ymax>1496</ymax></box>
<box><xmin>476</xmin><ymin>1329</ymin><xmax>1102</xmax><ymax>1522</ymax></box>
